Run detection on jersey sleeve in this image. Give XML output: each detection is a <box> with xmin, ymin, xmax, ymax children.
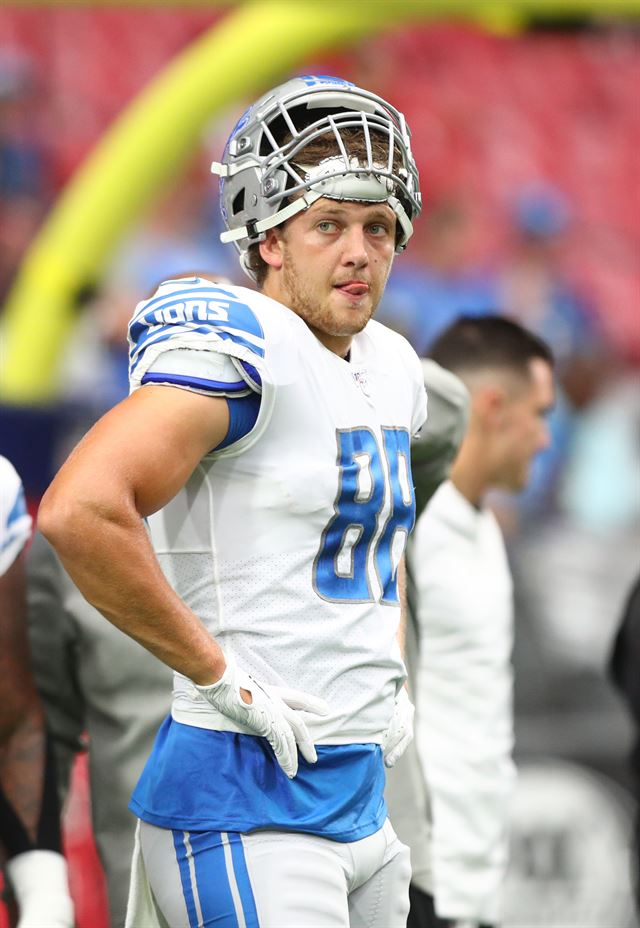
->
<box><xmin>0</xmin><ymin>456</ymin><xmax>32</xmax><ymax>576</ymax></box>
<box><xmin>141</xmin><ymin>349</ymin><xmax>254</xmax><ymax>398</ymax></box>
<box><xmin>128</xmin><ymin>278</ymin><xmax>265</xmax><ymax>397</ymax></box>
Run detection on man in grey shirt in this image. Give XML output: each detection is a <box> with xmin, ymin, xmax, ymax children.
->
<box><xmin>26</xmin><ymin>534</ymin><xmax>171</xmax><ymax>927</ymax></box>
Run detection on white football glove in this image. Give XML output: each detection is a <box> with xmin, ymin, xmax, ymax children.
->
<box><xmin>195</xmin><ymin>658</ymin><xmax>329</xmax><ymax>779</ymax></box>
<box><xmin>382</xmin><ymin>687</ymin><xmax>415</xmax><ymax>768</ymax></box>
<box><xmin>6</xmin><ymin>850</ymin><xmax>74</xmax><ymax>928</ymax></box>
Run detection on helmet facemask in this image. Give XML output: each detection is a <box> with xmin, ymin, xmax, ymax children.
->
<box><xmin>212</xmin><ymin>76</ymin><xmax>422</xmax><ymax>281</ymax></box>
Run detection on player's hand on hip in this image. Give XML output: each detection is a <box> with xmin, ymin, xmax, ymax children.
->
<box><xmin>195</xmin><ymin>657</ymin><xmax>329</xmax><ymax>778</ymax></box>
<box><xmin>382</xmin><ymin>686</ymin><xmax>414</xmax><ymax>768</ymax></box>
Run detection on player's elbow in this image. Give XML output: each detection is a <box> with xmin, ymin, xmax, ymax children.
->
<box><xmin>38</xmin><ymin>484</ymin><xmax>78</xmax><ymax>555</ymax></box>
<box><xmin>38</xmin><ymin>480</ymin><xmax>106</xmax><ymax>559</ymax></box>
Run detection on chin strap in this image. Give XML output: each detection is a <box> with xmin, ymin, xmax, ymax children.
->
<box><xmin>220</xmin><ymin>188</ymin><xmax>324</xmax><ymax>244</ymax></box>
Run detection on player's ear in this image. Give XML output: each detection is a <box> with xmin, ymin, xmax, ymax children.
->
<box><xmin>475</xmin><ymin>385</ymin><xmax>507</xmax><ymax>432</ymax></box>
<box><xmin>259</xmin><ymin>228</ymin><xmax>284</xmax><ymax>271</ymax></box>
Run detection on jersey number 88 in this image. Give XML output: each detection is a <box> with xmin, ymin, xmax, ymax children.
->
<box><xmin>313</xmin><ymin>427</ymin><xmax>415</xmax><ymax>605</ymax></box>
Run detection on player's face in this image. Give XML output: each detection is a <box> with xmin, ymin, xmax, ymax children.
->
<box><xmin>496</xmin><ymin>358</ymin><xmax>555</xmax><ymax>491</ymax></box>
<box><xmin>264</xmin><ymin>199</ymin><xmax>396</xmax><ymax>355</ymax></box>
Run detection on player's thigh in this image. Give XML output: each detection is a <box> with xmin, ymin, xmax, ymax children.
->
<box><xmin>242</xmin><ymin>830</ymin><xmax>350</xmax><ymax>927</ymax></box>
<box><xmin>139</xmin><ymin>822</ymin><xmax>350</xmax><ymax>927</ymax></box>
<box><xmin>348</xmin><ymin>820</ymin><xmax>411</xmax><ymax>928</ymax></box>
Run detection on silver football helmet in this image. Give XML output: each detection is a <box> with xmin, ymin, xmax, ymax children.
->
<box><xmin>211</xmin><ymin>75</ymin><xmax>422</xmax><ymax>279</ymax></box>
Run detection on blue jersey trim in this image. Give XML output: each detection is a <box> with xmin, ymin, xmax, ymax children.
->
<box><xmin>236</xmin><ymin>359</ymin><xmax>262</xmax><ymax>391</ymax></box>
<box><xmin>139</xmin><ymin>285</ymin><xmax>242</xmax><ymax>315</ymax></box>
<box><xmin>130</xmin><ymin>288</ymin><xmax>265</xmax><ymax>358</ymax></box>
<box><xmin>216</xmin><ymin>392</ymin><xmax>261</xmax><ymax>450</ymax></box>
<box><xmin>130</xmin><ymin>718</ymin><xmax>387</xmax><ymax>843</ymax></box>
<box><xmin>130</xmin><ymin>326</ymin><xmax>264</xmax><ymax>378</ymax></box>
<box><xmin>215</xmin><ymin>329</ymin><xmax>265</xmax><ymax>359</ymax></box>
<box><xmin>140</xmin><ymin>371</ymin><xmax>250</xmax><ymax>393</ymax></box>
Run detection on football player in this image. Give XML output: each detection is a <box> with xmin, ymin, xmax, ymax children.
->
<box><xmin>0</xmin><ymin>456</ymin><xmax>74</xmax><ymax>927</ymax></box>
<box><xmin>40</xmin><ymin>75</ymin><xmax>426</xmax><ymax>927</ymax></box>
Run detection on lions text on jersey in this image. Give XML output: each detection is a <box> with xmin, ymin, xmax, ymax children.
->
<box><xmin>127</xmin><ymin>278</ymin><xmax>427</xmax><ymax>841</ymax></box>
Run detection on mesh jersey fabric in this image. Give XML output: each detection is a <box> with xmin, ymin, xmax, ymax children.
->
<box><xmin>127</xmin><ymin>278</ymin><xmax>427</xmax><ymax>836</ymax></box>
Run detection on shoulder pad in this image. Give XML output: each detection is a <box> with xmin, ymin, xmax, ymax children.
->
<box><xmin>128</xmin><ymin>279</ymin><xmax>266</xmax><ymax>384</ymax></box>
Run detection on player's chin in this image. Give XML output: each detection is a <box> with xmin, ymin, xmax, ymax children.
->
<box><xmin>330</xmin><ymin>296</ymin><xmax>374</xmax><ymax>326</ymax></box>
<box><xmin>335</xmin><ymin>310</ymin><xmax>373</xmax><ymax>336</ymax></box>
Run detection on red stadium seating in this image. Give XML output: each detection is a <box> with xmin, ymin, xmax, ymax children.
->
<box><xmin>0</xmin><ymin>13</ymin><xmax>637</xmax><ymax>927</ymax></box>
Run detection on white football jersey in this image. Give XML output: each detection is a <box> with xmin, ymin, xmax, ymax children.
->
<box><xmin>0</xmin><ymin>455</ymin><xmax>32</xmax><ymax>577</ymax></box>
<box><xmin>129</xmin><ymin>278</ymin><xmax>427</xmax><ymax>745</ymax></box>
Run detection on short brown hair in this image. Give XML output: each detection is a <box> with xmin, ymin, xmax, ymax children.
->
<box><xmin>248</xmin><ymin>127</ymin><xmax>403</xmax><ymax>287</ymax></box>
<box><xmin>429</xmin><ymin>315</ymin><xmax>554</xmax><ymax>380</ymax></box>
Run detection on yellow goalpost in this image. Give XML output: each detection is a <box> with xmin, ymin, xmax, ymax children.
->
<box><xmin>1</xmin><ymin>0</ymin><xmax>638</xmax><ymax>402</ymax></box>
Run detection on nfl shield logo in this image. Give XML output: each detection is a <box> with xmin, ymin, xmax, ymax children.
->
<box><xmin>352</xmin><ymin>367</ymin><xmax>371</xmax><ymax>397</ymax></box>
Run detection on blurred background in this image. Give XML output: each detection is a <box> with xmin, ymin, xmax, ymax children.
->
<box><xmin>0</xmin><ymin>2</ymin><xmax>638</xmax><ymax>926</ymax></box>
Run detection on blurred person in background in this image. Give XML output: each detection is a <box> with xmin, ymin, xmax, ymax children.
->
<box><xmin>503</xmin><ymin>238</ymin><xmax>639</xmax><ymax>812</ymax></box>
<box><xmin>385</xmin><ymin>359</ymin><xmax>470</xmax><ymax>919</ymax></box>
<box><xmin>0</xmin><ymin>456</ymin><xmax>74</xmax><ymax>928</ymax></box>
<box><xmin>394</xmin><ymin>317</ymin><xmax>555</xmax><ymax>928</ymax></box>
<box><xmin>375</xmin><ymin>198</ymin><xmax>493</xmax><ymax>355</ymax></box>
<box><xmin>510</xmin><ymin>356</ymin><xmax>640</xmax><ymax>695</ymax></box>
<box><xmin>0</xmin><ymin>47</ymin><xmax>51</xmax><ymax>304</ymax></box>
<box><xmin>378</xmin><ymin>183</ymin><xmax>609</xmax><ymax>534</ymax></box>
<box><xmin>494</xmin><ymin>184</ymin><xmax>600</xmax><ymax>390</ymax></box>
<box><xmin>25</xmin><ymin>263</ymin><xmax>225</xmax><ymax>926</ymax></box>
<box><xmin>25</xmin><ymin>534</ymin><xmax>172</xmax><ymax>928</ymax></box>
<box><xmin>487</xmin><ymin>183</ymin><xmax>607</xmax><ymax>526</ymax></box>
<box><xmin>609</xmin><ymin>571</ymin><xmax>640</xmax><ymax>911</ymax></box>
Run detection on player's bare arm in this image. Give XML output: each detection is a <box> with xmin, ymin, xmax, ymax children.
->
<box><xmin>39</xmin><ymin>385</ymin><xmax>230</xmax><ymax>686</ymax></box>
<box><xmin>0</xmin><ymin>552</ymin><xmax>46</xmax><ymax>843</ymax></box>
<box><xmin>40</xmin><ymin>384</ymin><xmax>328</xmax><ymax>779</ymax></box>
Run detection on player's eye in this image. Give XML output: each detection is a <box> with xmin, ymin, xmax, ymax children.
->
<box><xmin>317</xmin><ymin>220</ymin><xmax>338</xmax><ymax>233</ymax></box>
<box><xmin>368</xmin><ymin>223</ymin><xmax>390</xmax><ymax>237</ymax></box>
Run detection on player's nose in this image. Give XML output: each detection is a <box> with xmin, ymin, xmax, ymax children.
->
<box><xmin>341</xmin><ymin>225</ymin><xmax>369</xmax><ymax>267</ymax></box>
